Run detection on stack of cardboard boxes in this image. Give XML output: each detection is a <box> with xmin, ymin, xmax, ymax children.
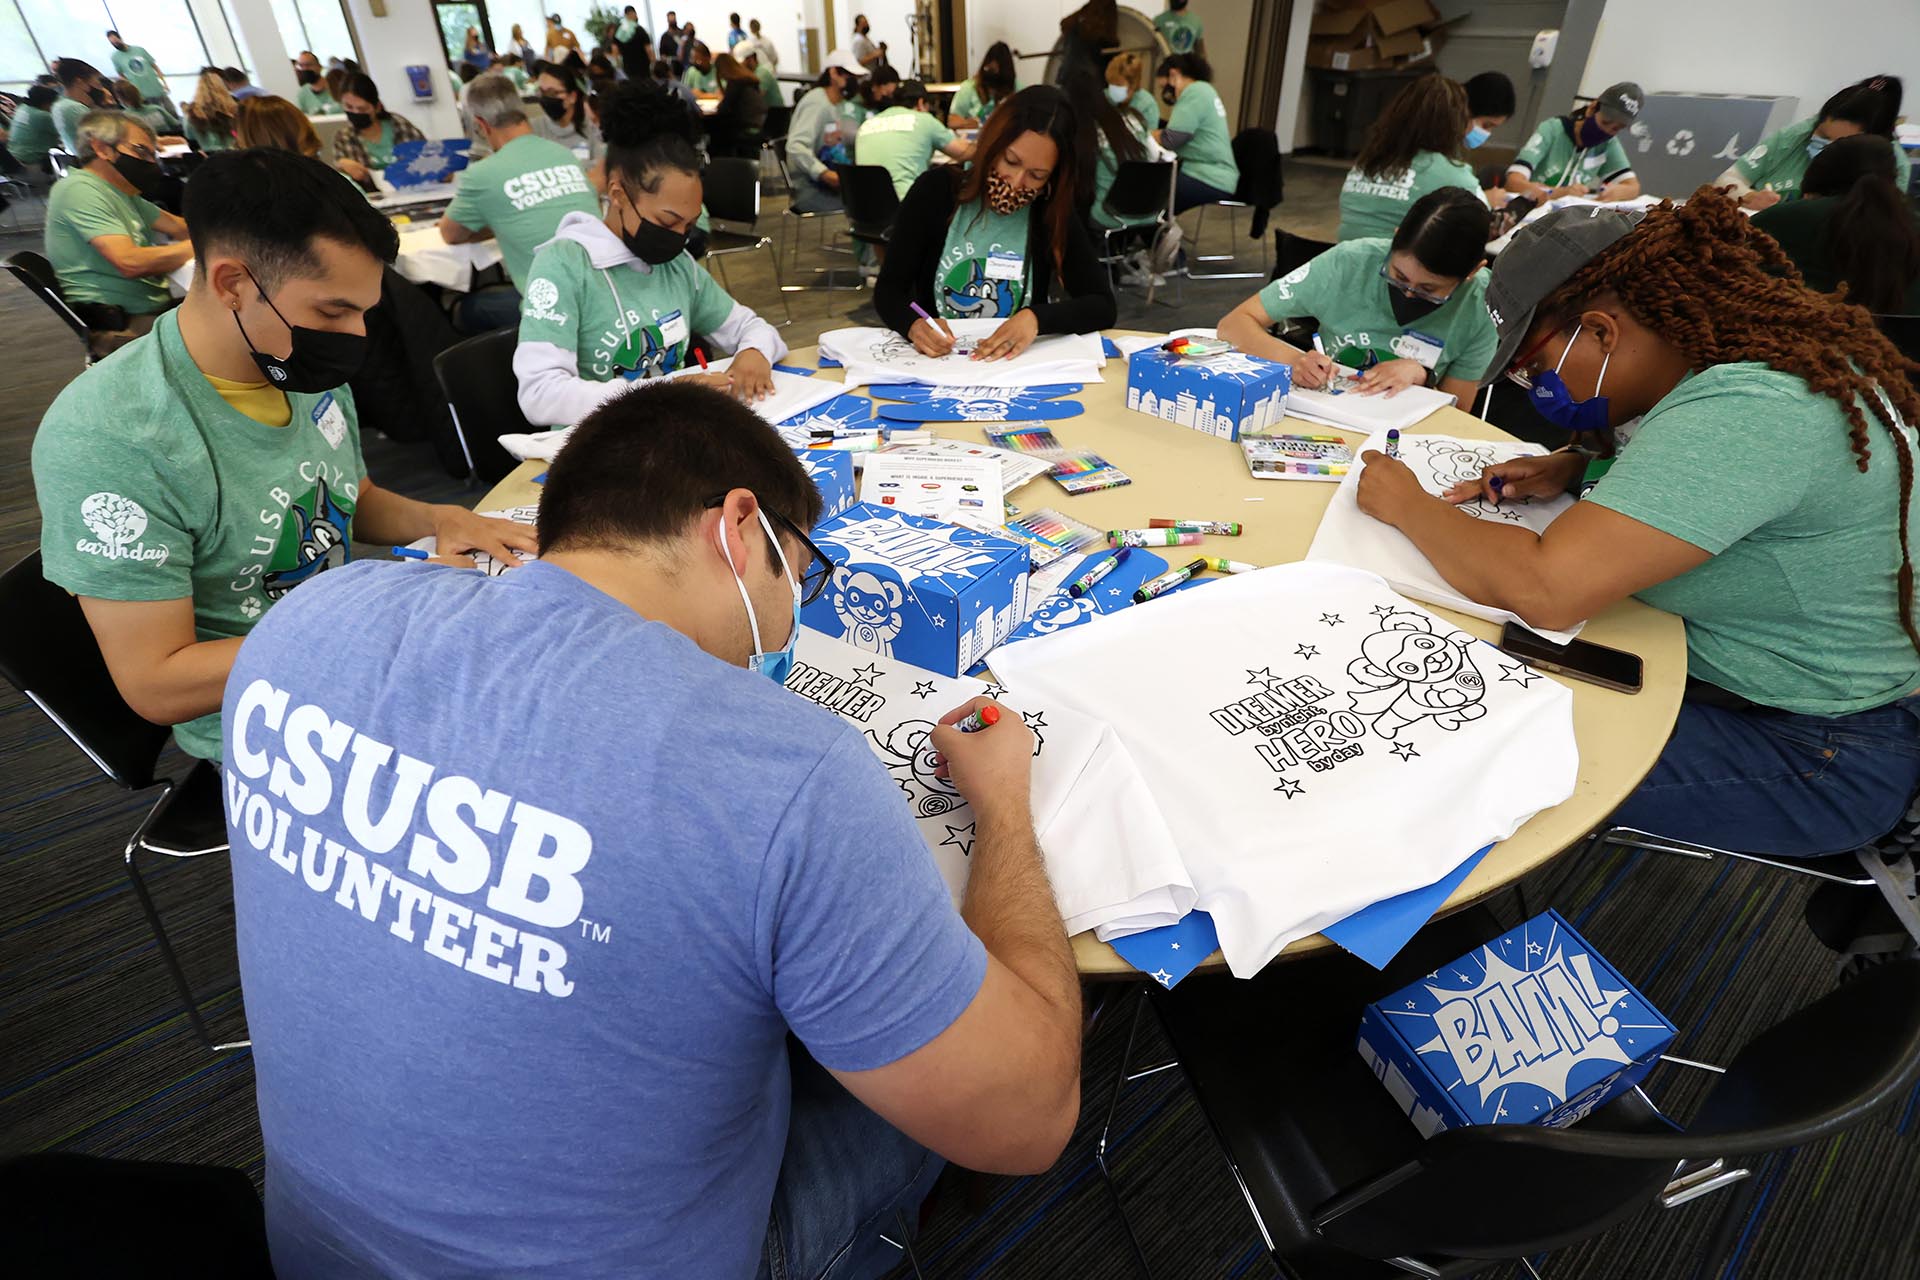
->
<box><xmin>1307</xmin><ymin>0</ymin><xmax>1448</xmax><ymax>71</ymax></box>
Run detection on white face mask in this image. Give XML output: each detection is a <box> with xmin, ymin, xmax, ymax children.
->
<box><xmin>1106</xmin><ymin>83</ymin><xmax>1128</xmax><ymax>104</ymax></box>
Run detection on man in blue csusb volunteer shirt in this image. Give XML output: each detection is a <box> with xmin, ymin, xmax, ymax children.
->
<box><xmin>221</xmin><ymin>381</ymin><xmax>1083</xmax><ymax>1280</ymax></box>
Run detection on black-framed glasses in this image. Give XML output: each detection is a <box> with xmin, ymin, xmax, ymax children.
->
<box><xmin>705</xmin><ymin>494</ymin><xmax>836</xmax><ymax>604</ymax></box>
<box><xmin>1377</xmin><ymin>264</ymin><xmax>1455</xmax><ymax>307</ymax></box>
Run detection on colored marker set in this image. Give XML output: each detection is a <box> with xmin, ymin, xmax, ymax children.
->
<box><xmin>1130</xmin><ymin>553</ymin><xmax>1263</xmax><ymax>604</ymax></box>
<box><xmin>986</xmin><ymin>426</ymin><xmax>1133</xmax><ymax>495</ymax></box>
<box><xmin>1241</xmin><ymin>433</ymin><xmax>1356</xmax><ymax>483</ymax></box>
<box><xmin>1003</xmin><ymin>508</ymin><xmax>1104</xmax><ymax>568</ymax></box>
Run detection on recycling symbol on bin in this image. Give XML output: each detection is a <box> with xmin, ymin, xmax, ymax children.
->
<box><xmin>1665</xmin><ymin>130</ymin><xmax>1696</xmax><ymax>157</ymax></box>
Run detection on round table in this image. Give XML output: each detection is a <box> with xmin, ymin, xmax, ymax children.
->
<box><xmin>476</xmin><ymin>334</ymin><xmax>1687</xmax><ymax>975</ymax></box>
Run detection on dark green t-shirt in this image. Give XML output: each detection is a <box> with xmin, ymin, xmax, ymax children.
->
<box><xmin>1751</xmin><ymin>196</ymin><xmax>1920</xmax><ymax>312</ymax></box>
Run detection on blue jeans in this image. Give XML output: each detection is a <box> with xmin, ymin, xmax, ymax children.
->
<box><xmin>758</xmin><ymin>1046</ymin><xmax>944</xmax><ymax>1280</ymax></box>
<box><xmin>452</xmin><ymin>284</ymin><xmax>523</xmax><ymax>334</ymax></box>
<box><xmin>1174</xmin><ymin>172</ymin><xmax>1236</xmax><ymax>213</ymax></box>
<box><xmin>790</xmin><ymin>180</ymin><xmax>844</xmax><ymax>215</ymax></box>
<box><xmin>1607</xmin><ymin>696</ymin><xmax>1920</xmax><ymax>857</ymax></box>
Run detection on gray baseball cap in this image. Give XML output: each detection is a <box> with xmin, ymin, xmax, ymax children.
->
<box><xmin>1482</xmin><ymin>204</ymin><xmax>1650</xmax><ymax>384</ymax></box>
<box><xmin>1594</xmin><ymin>81</ymin><xmax>1644</xmax><ymax>124</ymax></box>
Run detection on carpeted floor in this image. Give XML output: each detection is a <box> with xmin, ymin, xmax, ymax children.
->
<box><xmin>2</xmin><ymin>168</ymin><xmax>1917</xmax><ymax>1280</ymax></box>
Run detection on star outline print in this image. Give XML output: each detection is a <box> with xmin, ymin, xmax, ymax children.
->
<box><xmin>1273</xmin><ymin>777</ymin><xmax>1305</xmax><ymax>799</ymax></box>
<box><xmin>910</xmin><ymin>680</ymin><xmax>936</xmax><ymax>699</ymax></box>
<box><xmin>849</xmin><ymin>663</ymin><xmax>883</xmax><ymax>688</ymax></box>
<box><xmin>939</xmin><ymin>822</ymin><xmax>976</xmax><ymax>856</ymax></box>
<box><xmin>1294</xmin><ymin>643</ymin><xmax>1319</xmax><ymax>659</ymax></box>
<box><xmin>1389</xmin><ymin>742</ymin><xmax>1419</xmax><ymax>762</ymax></box>
<box><xmin>1497</xmin><ymin>660</ymin><xmax>1541</xmax><ymax>689</ymax></box>
<box><xmin>1319</xmin><ymin>613</ymin><xmax>1343</xmax><ymax>626</ymax></box>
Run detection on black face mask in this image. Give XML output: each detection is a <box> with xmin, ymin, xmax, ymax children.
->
<box><xmin>538</xmin><ymin>96</ymin><xmax>570</xmax><ymax>122</ymax></box>
<box><xmin>1386</xmin><ymin>284</ymin><xmax>1444</xmax><ymax>326</ymax></box>
<box><xmin>112</xmin><ymin>153</ymin><xmax>166</xmax><ymax>199</ymax></box>
<box><xmin>345</xmin><ymin>110</ymin><xmax>376</xmax><ymax>130</ymax></box>
<box><xmin>620</xmin><ymin>211</ymin><xmax>688</xmax><ymax>265</ymax></box>
<box><xmin>234</xmin><ymin>268</ymin><xmax>368</xmax><ymax>393</ymax></box>
<box><xmin>297</xmin><ymin>69</ymin><xmax>321</xmax><ymax>86</ymax></box>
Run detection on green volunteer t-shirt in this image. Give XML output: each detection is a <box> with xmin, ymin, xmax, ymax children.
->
<box><xmin>51</xmin><ymin>96</ymin><xmax>89</xmax><ymax>153</ymax></box>
<box><xmin>755</xmin><ymin>63</ymin><xmax>781</xmax><ymax>106</ymax></box>
<box><xmin>111</xmin><ymin>45</ymin><xmax>168</xmax><ymax>101</ymax></box>
<box><xmin>296</xmin><ymin>84</ymin><xmax>337</xmax><ymax>115</ymax></box>
<box><xmin>1733</xmin><ymin>116</ymin><xmax>1912</xmax><ymax>200</ymax></box>
<box><xmin>949</xmin><ymin>78</ymin><xmax>1011</xmax><ymax>123</ymax></box>
<box><xmin>7</xmin><ymin>105</ymin><xmax>57</xmax><ymax>167</ymax></box>
<box><xmin>1585</xmin><ymin>363</ymin><xmax>1920</xmax><ymax>715</ymax></box>
<box><xmin>186</xmin><ymin>118</ymin><xmax>233</xmax><ymax>152</ymax></box>
<box><xmin>44</xmin><ymin>168</ymin><xmax>173</xmax><ymax>313</ymax></box>
<box><xmin>1511</xmin><ymin>115</ymin><xmax>1633</xmax><ymax>190</ymax></box>
<box><xmin>1166</xmin><ymin>79</ymin><xmax>1237</xmax><ymax>194</ymax></box>
<box><xmin>1127</xmin><ymin>88</ymin><xmax>1160</xmax><ymax>129</ymax></box>
<box><xmin>519</xmin><ymin>238</ymin><xmax>740</xmax><ymax>381</ymax></box>
<box><xmin>31</xmin><ymin>310</ymin><xmax>367</xmax><ymax>759</ymax></box>
<box><xmin>1256</xmin><ymin>236</ymin><xmax>1497</xmax><ymax>383</ymax></box>
<box><xmin>855</xmin><ymin>105</ymin><xmax>955</xmax><ymax>197</ymax></box>
<box><xmin>685</xmin><ymin>65</ymin><xmax>717</xmax><ymax>93</ymax></box>
<box><xmin>444</xmin><ymin>133</ymin><xmax>600</xmax><ymax>290</ymax></box>
<box><xmin>934</xmin><ymin>200</ymin><xmax>1032</xmax><ymax>321</ymax></box>
<box><xmin>1337</xmin><ymin>149</ymin><xmax>1483</xmax><ymax>242</ymax></box>
<box><xmin>1092</xmin><ymin>113</ymin><xmax>1158</xmax><ymax>229</ymax></box>
<box><xmin>1154</xmin><ymin>10</ymin><xmax>1204</xmax><ymax>53</ymax></box>
<box><xmin>360</xmin><ymin>118</ymin><xmax>398</xmax><ymax>168</ymax></box>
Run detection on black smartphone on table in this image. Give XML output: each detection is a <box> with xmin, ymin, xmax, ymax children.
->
<box><xmin>1498</xmin><ymin>623</ymin><xmax>1644</xmax><ymax>694</ymax></box>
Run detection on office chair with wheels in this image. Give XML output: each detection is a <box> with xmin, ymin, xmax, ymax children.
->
<box><xmin>701</xmin><ymin>156</ymin><xmax>791</xmax><ymax>324</ymax></box>
<box><xmin>1097</xmin><ymin>160</ymin><xmax>1179</xmax><ymax>308</ymax></box>
<box><xmin>5</xmin><ymin>249</ymin><xmax>93</xmax><ymax>362</ymax></box>
<box><xmin>0</xmin><ymin>552</ymin><xmax>244</xmax><ymax>1053</ymax></box>
<box><xmin>432</xmin><ymin>327</ymin><xmax>529</xmax><ymax>485</ymax></box>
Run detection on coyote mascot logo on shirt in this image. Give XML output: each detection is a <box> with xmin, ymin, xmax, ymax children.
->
<box><xmin>940</xmin><ymin>260</ymin><xmax>1016</xmax><ymax>319</ymax></box>
<box><xmin>1346</xmin><ymin>612</ymin><xmax>1488</xmax><ymax>740</ymax></box>
<box><xmin>263</xmin><ymin>476</ymin><xmax>354</xmax><ymax>599</ymax></box>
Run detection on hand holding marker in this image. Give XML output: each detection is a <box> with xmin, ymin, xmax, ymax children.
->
<box><xmin>1385</xmin><ymin>428</ymin><xmax>1401</xmax><ymax>460</ymax></box>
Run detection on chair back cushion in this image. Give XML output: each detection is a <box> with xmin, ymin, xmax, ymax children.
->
<box><xmin>432</xmin><ymin>327</ymin><xmax>530</xmax><ymax>485</ymax></box>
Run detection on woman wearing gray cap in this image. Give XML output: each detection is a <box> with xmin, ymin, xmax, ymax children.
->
<box><xmin>1504</xmin><ymin>81</ymin><xmax>1643</xmax><ymax>204</ymax></box>
<box><xmin>1354</xmin><ymin>187</ymin><xmax>1920</xmax><ymax>860</ymax></box>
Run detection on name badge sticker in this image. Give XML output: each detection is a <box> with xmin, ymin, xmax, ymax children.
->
<box><xmin>311</xmin><ymin>392</ymin><xmax>348</xmax><ymax>449</ymax></box>
<box><xmin>658</xmin><ymin>309</ymin><xmax>690</xmax><ymax>348</ymax></box>
<box><xmin>1391</xmin><ymin>330</ymin><xmax>1446</xmax><ymax>369</ymax></box>
<box><xmin>985</xmin><ymin>251</ymin><xmax>1024</xmax><ymax>282</ymax></box>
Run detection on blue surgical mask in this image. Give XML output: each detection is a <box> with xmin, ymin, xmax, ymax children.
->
<box><xmin>1106</xmin><ymin>83</ymin><xmax>1128</xmax><ymax>104</ymax></box>
<box><xmin>1520</xmin><ymin>323</ymin><xmax>1612</xmax><ymax>434</ymax></box>
<box><xmin>1465</xmin><ymin>124</ymin><xmax>1491</xmax><ymax>149</ymax></box>
<box><xmin>719</xmin><ymin>508</ymin><xmax>800</xmax><ymax>683</ymax></box>
<box><xmin>1806</xmin><ymin>133</ymin><xmax>1830</xmax><ymax>159</ymax></box>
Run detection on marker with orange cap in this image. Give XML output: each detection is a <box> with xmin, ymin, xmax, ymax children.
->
<box><xmin>954</xmin><ymin>704</ymin><xmax>1001</xmax><ymax>734</ymax></box>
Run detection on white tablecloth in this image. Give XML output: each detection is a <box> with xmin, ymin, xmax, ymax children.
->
<box><xmin>167</xmin><ymin>222</ymin><xmax>504</xmax><ymax>296</ymax></box>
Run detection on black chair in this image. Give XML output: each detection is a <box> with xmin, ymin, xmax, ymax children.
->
<box><xmin>768</xmin><ymin>141</ymin><xmax>860</xmax><ymax>293</ymax></box>
<box><xmin>1097</xmin><ymin>160</ymin><xmax>1179</xmax><ymax>308</ymax></box>
<box><xmin>1875</xmin><ymin>313</ymin><xmax>1920</xmax><ymax>363</ymax></box>
<box><xmin>432</xmin><ymin>327</ymin><xmax>530</xmax><ymax>485</ymax></box>
<box><xmin>0</xmin><ymin>552</ymin><xmax>241</xmax><ymax>1053</ymax></box>
<box><xmin>5</xmin><ymin>249</ymin><xmax>93</xmax><ymax>361</ymax></box>
<box><xmin>1188</xmin><ymin>127</ymin><xmax>1282</xmax><ymax>281</ymax></box>
<box><xmin>1263</xmin><ymin>231</ymin><xmax>1334</xmax><ymax>347</ymax></box>
<box><xmin>757</xmin><ymin>104</ymin><xmax>793</xmax><ymax>188</ymax></box>
<box><xmin>701</xmin><ymin>156</ymin><xmax>790</xmax><ymax>324</ymax></box>
<box><xmin>835</xmin><ymin>163</ymin><xmax>899</xmax><ymax>308</ymax></box>
<box><xmin>1098</xmin><ymin>901</ymin><xmax>1920</xmax><ymax>1279</ymax></box>
<box><xmin>2</xmin><ymin>1152</ymin><xmax>272</xmax><ymax>1277</ymax></box>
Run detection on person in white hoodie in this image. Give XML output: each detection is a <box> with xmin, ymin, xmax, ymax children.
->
<box><xmin>515</xmin><ymin>81</ymin><xmax>786</xmax><ymax>427</ymax></box>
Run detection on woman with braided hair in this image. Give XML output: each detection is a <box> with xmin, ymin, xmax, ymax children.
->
<box><xmin>1356</xmin><ymin>187</ymin><xmax>1920</xmax><ymax>857</ymax></box>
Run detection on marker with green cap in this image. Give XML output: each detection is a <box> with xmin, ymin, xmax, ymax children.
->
<box><xmin>1133</xmin><ymin>557</ymin><xmax>1209</xmax><ymax>603</ymax></box>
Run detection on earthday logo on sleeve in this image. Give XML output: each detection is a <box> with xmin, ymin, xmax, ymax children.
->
<box><xmin>76</xmin><ymin>492</ymin><xmax>168</xmax><ymax>565</ymax></box>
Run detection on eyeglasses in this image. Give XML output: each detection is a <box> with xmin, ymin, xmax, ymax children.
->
<box><xmin>705</xmin><ymin>494</ymin><xmax>836</xmax><ymax>604</ymax></box>
<box><xmin>116</xmin><ymin>142</ymin><xmax>158</xmax><ymax>163</ymax></box>
<box><xmin>1377</xmin><ymin>265</ymin><xmax>1454</xmax><ymax>307</ymax></box>
<box><xmin>1504</xmin><ymin>325</ymin><xmax>1569</xmax><ymax>391</ymax></box>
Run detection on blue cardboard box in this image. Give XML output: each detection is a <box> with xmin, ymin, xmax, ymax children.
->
<box><xmin>802</xmin><ymin>504</ymin><xmax>1031</xmax><ymax>677</ymax></box>
<box><xmin>1357</xmin><ymin>911</ymin><xmax>1677</xmax><ymax>1136</ymax></box>
<box><xmin>384</xmin><ymin>138</ymin><xmax>470</xmax><ymax>187</ymax></box>
<box><xmin>796</xmin><ymin>449</ymin><xmax>856</xmax><ymax>525</ymax></box>
<box><xmin>1125</xmin><ymin>347</ymin><xmax>1292</xmax><ymax>441</ymax></box>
